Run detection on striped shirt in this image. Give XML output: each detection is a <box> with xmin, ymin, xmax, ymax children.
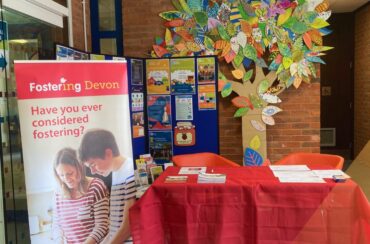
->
<box><xmin>53</xmin><ymin>178</ymin><xmax>109</xmax><ymax>243</ymax></box>
<box><xmin>109</xmin><ymin>158</ymin><xmax>136</xmax><ymax>239</ymax></box>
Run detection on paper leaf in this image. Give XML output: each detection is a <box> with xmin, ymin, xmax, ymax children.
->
<box><xmin>249</xmin><ymin>135</ymin><xmax>261</xmax><ymax>150</ymax></box>
<box><xmin>224</xmin><ymin>50</ymin><xmax>236</xmax><ymax>63</ymax></box>
<box><xmin>204</xmin><ymin>36</ymin><xmax>215</xmax><ymax>51</ymax></box>
<box><xmin>243</xmin><ymin>44</ymin><xmax>257</xmax><ymax>61</ymax></box>
<box><xmin>249</xmin><ymin>94</ymin><xmax>264</xmax><ymax>108</ymax></box>
<box><xmin>303</xmin><ymin>32</ymin><xmax>312</xmax><ymax>49</ymax></box>
<box><xmin>218</xmin><ymin>79</ymin><xmax>226</xmax><ymax>91</ymax></box>
<box><xmin>221</xmin><ymin>83</ymin><xmax>232</xmax><ymax>97</ymax></box>
<box><xmin>232</xmin><ymin>69</ymin><xmax>244</xmax><ymax>80</ymax></box>
<box><xmin>262</xmin><ymin>114</ymin><xmax>275</xmax><ymax>125</ymax></box>
<box><xmin>251</xmin><ymin>120</ymin><xmax>266</xmax><ymax>132</ymax></box>
<box><xmin>244</xmin><ymin>148</ymin><xmax>263</xmax><ymax>166</ymax></box>
<box><xmin>262</xmin><ymin>106</ymin><xmax>282</xmax><ymax>116</ymax></box>
<box><xmin>290</xmin><ymin>62</ymin><xmax>298</xmax><ymax>76</ymax></box>
<box><xmin>236</xmin><ymin>31</ymin><xmax>247</xmax><ymax>48</ymax></box>
<box><xmin>165</xmin><ymin>29</ymin><xmax>173</xmax><ymax>45</ymax></box>
<box><xmin>187</xmin><ymin>0</ymin><xmax>202</xmax><ymax>12</ymax></box>
<box><xmin>217</xmin><ymin>24</ymin><xmax>231</xmax><ymax>41</ymax></box>
<box><xmin>194</xmin><ymin>11</ymin><xmax>208</xmax><ymax>27</ymax></box>
<box><xmin>233</xmin><ymin>50</ymin><xmax>244</xmax><ymax>67</ymax></box>
<box><xmin>277</xmin><ymin>8</ymin><xmax>292</xmax><ymax>26</ymax></box>
<box><xmin>159</xmin><ymin>11</ymin><xmax>182</xmax><ymax>21</ymax></box>
<box><xmin>311</xmin><ymin>18</ymin><xmax>330</xmax><ymax>29</ymax></box>
<box><xmin>260</xmin><ymin>93</ymin><xmax>282</xmax><ymax>104</ymax></box>
<box><xmin>293</xmin><ymin>76</ymin><xmax>303</xmax><ymax>88</ymax></box>
<box><xmin>311</xmin><ymin>46</ymin><xmax>334</xmax><ymax>52</ymax></box>
<box><xmin>218</xmin><ymin>72</ymin><xmax>227</xmax><ymax>81</ymax></box>
<box><xmin>243</xmin><ymin>69</ymin><xmax>253</xmax><ymax>82</ymax></box>
<box><xmin>315</xmin><ymin>0</ymin><xmax>330</xmax><ymax>13</ymax></box>
<box><xmin>318</xmin><ymin>10</ymin><xmax>331</xmax><ymax>21</ymax></box>
<box><xmin>283</xmin><ymin>57</ymin><xmax>293</xmax><ymax>69</ymax></box>
<box><xmin>179</xmin><ymin>0</ymin><xmax>193</xmax><ymax>15</ymax></box>
<box><xmin>306</xmin><ymin>56</ymin><xmax>326</xmax><ymax>64</ymax></box>
<box><xmin>258</xmin><ymin>79</ymin><xmax>269</xmax><ymax>94</ymax></box>
<box><xmin>153</xmin><ymin>45</ymin><xmax>168</xmax><ymax>57</ymax></box>
<box><xmin>278</xmin><ymin>42</ymin><xmax>291</xmax><ymax>57</ymax></box>
<box><xmin>231</xmin><ymin>96</ymin><xmax>254</xmax><ymax>109</ymax></box>
<box><xmin>234</xmin><ymin>107</ymin><xmax>249</xmax><ymax>117</ymax></box>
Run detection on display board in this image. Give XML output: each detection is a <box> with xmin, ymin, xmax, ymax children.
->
<box><xmin>54</xmin><ymin>46</ymin><xmax>219</xmax><ymax>165</ymax></box>
<box><xmin>145</xmin><ymin>56</ymin><xmax>219</xmax><ymax>164</ymax></box>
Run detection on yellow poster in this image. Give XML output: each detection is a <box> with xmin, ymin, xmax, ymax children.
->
<box><xmin>146</xmin><ymin>59</ymin><xmax>170</xmax><ymax>94</ymax></box>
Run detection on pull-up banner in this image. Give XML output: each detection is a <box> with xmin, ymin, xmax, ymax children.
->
<box><xmin>15</xmin><ymin>61</ymin><xmax>133</xmax><ymax>243</ymax></box>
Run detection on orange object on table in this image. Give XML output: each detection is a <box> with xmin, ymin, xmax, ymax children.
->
<box><xmin>172</xmin><ymin>152</ymin><xmax>240</xmax><ymax>167</ymax></box>
<box><xmin>273</xmin><ymin>152</ymin><xmax>344</xmax><ymax>169</ymax></box>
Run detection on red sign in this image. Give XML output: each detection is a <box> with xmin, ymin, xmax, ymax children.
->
<box><xmin>15</xmin><ymin>61</ymin><xmax>128</xmax><ymax>99</ymax></box>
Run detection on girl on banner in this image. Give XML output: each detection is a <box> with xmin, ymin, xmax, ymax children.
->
<box><xmin>52</xmin><ymin>148</ymin><xmax>109</xmax><ymax>243</ymax></box>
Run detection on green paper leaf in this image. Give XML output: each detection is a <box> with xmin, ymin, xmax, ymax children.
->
<box><xmin>258</xmin><ymin>79</ymin><xmax>269</xmax><ymax>94</ymax></box>
<box><xmin>277</xmin><ymin>8</ymin><xmax>292</xmax><ymax>26</ymax></box>
<box><xmin>283</xmin><ymin>57</ymin><xmax>293</xmax><ymax>69</ymax></box>
<box><xmin>278</xmin><ymin>42</ymin><xmax>291</xmax><ymax>57</ymax></box>
<box><xmin>311</xmin><ymin>18</ymin><xmax>330</xmax><ymax>29</ymax></box>
<box><xmin>292</xmin><ymin>50</ymin><xmax>304</xmax><ymax>62</ymax></box>
<box><xmin>217</xmin><ymin>24</ymin><xmax>231</xmax><ymax>41</ymax></box>
<box><xmin>171</xmin><ymin>0</ymin><xmax>184</xmax><ymax>12</ymax></box>
<box><xmin>179</xmin><ymin>0</ymin><xmax>193</xmax><ymax>15</ymax></box>
<box><xmin>276</xmin><ymin>64</ymin><xmax>285</xmax><ymax>74</ymax></box>
<box><xmin>221</xmin><ymin>85</ymin><xmax>233</xmax><ymax>97</ymax></box>
<box><xmin>311</xmin><ymin>46</ymin><xmax>334</xmax><ymax>52</ymax></box>
<box><xmin>238</xmin><ymin>4</ymin><xmax>248</xmax><ymax>20</ymax></box>
<box><xmin>218</xmin><ymin>72</ymin><xmax>227</xmax><ymax>81</ymax></box>
<box><xmin>159</xmin><ymin>11</ymin><xmax>183</xmax><ymax>21</ymax></box>
<box><xmin>243</xmin><ymin>69</ymin><xmax>253</xmax><ymax>82</ymax></box>
<box><xmin>249</xmin><ymin>94</ymin><xmax>264</xmax><ymax>108</ymax></box>
<box><xmin>233</xmin><ymin>49</ymin><xmax>244</xmax><ymax>67</ymax></box>
<box><xmin>297</xmin><ymin>0</ymin><xmax>305</xmax><ymax>5</ymax></box>
<box><xmin>204</xmin><ymin>36</ymin><xmax>214</xmax><ymax>51</ymax></box>
<box><xmin>234</xmin><ymin>107</ymin><xmax>249</xmax><ymax>117</ymax></box>
<box><xmin>243</xmin><ymin>44</ymin><xmax>257</xmax><ymax>61</ymax></box>
<box><xmin>194</xmin><ymin>11</ymin><xmax>208</xmax><ymax>27</ymax></box>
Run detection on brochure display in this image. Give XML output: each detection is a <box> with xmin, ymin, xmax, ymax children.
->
<box><xmin>146</xmin><ymin>56</ymin><xmax>219</xmax><ymax>164</ymax></box>
<box><xmin>55</xmin><ymin>45</ymin><xmax>219</xmax><ymax>166</ymax></box>
<box><xmin>14</xmin><ymin>61</ymin><xmax>133</xmax><ymax>242</ymax></box>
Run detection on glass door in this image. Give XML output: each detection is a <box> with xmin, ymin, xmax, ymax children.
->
<box><xmin>0</xmin><ymin>2</ymin><xmax>68</xmax><ymax>243</ymax></box>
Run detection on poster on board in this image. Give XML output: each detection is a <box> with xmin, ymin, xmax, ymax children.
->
<box><xmin>15</xmin><ymin>61</ymin><xmax>134</xmax><ymax>243</ymax></box>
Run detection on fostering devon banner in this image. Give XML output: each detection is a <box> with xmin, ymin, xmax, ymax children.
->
<box><xmin>14</xmin><ymin>61</ymin><xmax>132</xmax><ymax>243</ymax></box>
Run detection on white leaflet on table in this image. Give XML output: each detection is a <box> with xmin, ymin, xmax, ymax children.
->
<box><xmin>312</xmin><ymin>170</ymin><xmax>351</xmax><ymax>179</ymax></box>
<box><xmin>272</xmin><ymin>171</ymin><xmax>316</xmax><ymax>178</ymax></box>
<box><xmin>269</xmin><ymin>165</ymin><xmax>310</xmax><ymax>171</ymax></box>
<box><xmin>278</xmin><ymin>176</ymin><xmax>326</xmax><ymax>183</ymax></box>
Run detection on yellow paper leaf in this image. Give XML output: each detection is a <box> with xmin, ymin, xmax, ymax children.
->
<box><xmin>249</xmin><ymin>135</ymin><xmax>261</xmax><ymax>150</ymax></box>
<box><xmin>283</xmin><ymin>57</ymin><xmax>293</xmax><ymax>69</ymax></box>
<box><xmin>277</xmin><ymin>8</ymin><xmax>292</xmax><ymax>26</ymax></box>
<box><xmin>310</xmin><ymin>18</ymin><xmax>330</xmax><ymax>29</ymax></box>
<box><xmin>293</xmin><ymin>76</ymin><xmax>303</xmax><ymax>88</ymax></box>
<box><xmin>165</xmin><ymin>28</ymin><xmax>173</xmax><ymax>45</ymax></box>
<box><xmin>232</xmin><ymin>69</ymin><xmax>244</xmax><ymax>80</ymax></box>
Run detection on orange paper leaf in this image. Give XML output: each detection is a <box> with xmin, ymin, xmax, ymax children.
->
<box><xmin>303</xmin><ymin>32</ymin><xmax>312</xmax><ymax>49</ymax></box>
<box><xmin>231</xmin><ymin>96</ymin><xmax>254</xmax><ymax>109</ymax></box>
<box><xmin>308</xmin><ymin>29</ymin><xmax>323</xmax><ymax>46</ymax></box>
<box><xmin>153</xmin><ymin>45</ymin><xmax>168</xmax><ymax>57</ymax></box>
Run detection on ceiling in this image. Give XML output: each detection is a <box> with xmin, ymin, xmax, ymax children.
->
<box><xmin>330</xmin><ymin>0</ymin><xmax>368</xmax><ymax>13</ymax></box>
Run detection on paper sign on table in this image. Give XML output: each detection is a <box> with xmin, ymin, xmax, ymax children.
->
<box><xmin>269</xmin><ymin>165</ymin><xmax>310</xmax><ymax>171</ymax></box>
<box><xmin>179</xmin><ymin>167</ymin><xmax>206</xmax><ymax>175</ymax></box>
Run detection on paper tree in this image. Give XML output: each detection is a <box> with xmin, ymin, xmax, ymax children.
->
<box><xmin>152</xmin><ymin>0</ymin><xmax>333</xmax><ymax>165</ymax></box>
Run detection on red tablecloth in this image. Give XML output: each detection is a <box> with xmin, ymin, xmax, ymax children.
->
<box><xmin>130</xmin><ymin>167</ymin><xmax>370</xmax><ymax>244</ymax></box>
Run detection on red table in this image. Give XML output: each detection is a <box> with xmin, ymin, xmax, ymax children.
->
<box><xmin>130</xmin><ymin>167</ymin><xmax>370</xmax><ymax>244</ymax></box>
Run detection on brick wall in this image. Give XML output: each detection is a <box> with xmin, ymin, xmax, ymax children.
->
<box><xmin>75</xmin><ymin>0</ymin><xmax>321</xmax><ymax>163</ymax></box>
<box><xmin>354</xmin><ymin>4</ymin><xmax>370</xmax><ymax>156</ymax></box>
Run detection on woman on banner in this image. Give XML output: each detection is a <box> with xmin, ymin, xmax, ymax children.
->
<box><xmin>52</xmin><ymin>147</ymin><xmax>109</xmax><ymax>244</ymax></box>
